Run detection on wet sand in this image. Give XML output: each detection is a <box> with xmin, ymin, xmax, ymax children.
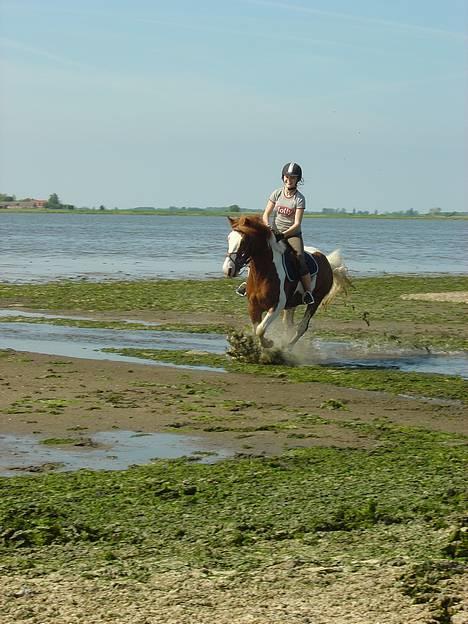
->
<box><xmin>1</xmin><ymin>349</ymin><xmax>466</xmax><ymax>464</ymax></box>
<box><xmin>1</xmin><ymin>296</ymin><xmax>467</xmax><ymax>623</ymax></box>
<box><xmin>1</xmin><ymin>349</ymin><xmax>467</xmax><ymax>623</ymax></box>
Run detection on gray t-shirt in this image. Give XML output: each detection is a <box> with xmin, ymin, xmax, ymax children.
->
<box><xmin>269</xmin><ymin>188</ymin><xmax>306</xmax><ymax>233</ymax></box>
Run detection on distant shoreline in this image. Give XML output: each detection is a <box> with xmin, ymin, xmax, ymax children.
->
<box><xmin>0</xmin><ymin>208</ymin><xmax>467</xmax><ymax>220</ymax></box>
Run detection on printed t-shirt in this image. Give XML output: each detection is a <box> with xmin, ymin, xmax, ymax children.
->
<box><xmin>269</xmin><ymin>188</ymin><xmax>306</xmax><ymax>233</ymax></box>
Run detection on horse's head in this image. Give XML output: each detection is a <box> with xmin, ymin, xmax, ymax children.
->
<box><xmin>223</xmin><ymin>228</ymin><xmax>249</xmax><ymax>277</ymax></box>
<box><xmin>223</xmin><ymin>215</ymin><xmax>275</xmax><ymax>277</ymax></box>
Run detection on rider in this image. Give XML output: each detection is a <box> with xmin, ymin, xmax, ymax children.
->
<box><xmin>236</xmin><ymin>162</ymin><xmax>314</xmax><ymax>305</ymax></box>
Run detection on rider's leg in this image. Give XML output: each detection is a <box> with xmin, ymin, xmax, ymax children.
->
<box><xmin>300</xmin><ymin>274</ymin><xmax>314</xmax><ymax>304</ymax></box>
<box><xmin>287</xmin><ymin>236</ymin><xmax>314</xmax><ymax>304</ymax></box>
<box><xmin>301</xmin><ymin>271</ymin><xmax>313</xmax><ymax>294</ymax></box>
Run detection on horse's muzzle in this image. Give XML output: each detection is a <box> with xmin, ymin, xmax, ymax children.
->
<box><xmin>222</xmin><ymin>257</ymin><xmax>236</xmax><ymax>278</ymax></box>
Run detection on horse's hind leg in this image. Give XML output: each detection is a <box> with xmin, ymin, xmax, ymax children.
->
<box><xmin>287</xmin><ymin>303</ymin><xmax>318</xmax><ymax>347</ymax></box>
<box><xmin>282</xmin><ymin>309</ymin><xmax>295</xmax><ymax>341</ymax></box>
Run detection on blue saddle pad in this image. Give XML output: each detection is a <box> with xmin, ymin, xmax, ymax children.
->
<box><xmin>305</xmin><ymin>252</ymin><xmax>318</xmax><ymax>276</ymax></box>
<box><xmin>282</xmin><ymin>250</ymin><xmax>318</xmax><ymax>282</ymax></box>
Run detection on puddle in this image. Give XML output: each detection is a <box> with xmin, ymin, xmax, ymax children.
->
<box><xmin>0</xmin><ymin>319</ymin><xmax>226</xmax><ymax>372</ymax></box>
<box><xmin>0</xmin><ymin>430</ymin><xmax>234</xmax><ymax>476</ymax></box>
<box><xmin>0</xmin><ymin>309</ymin><xmax>162</xmax><ymax>327</ymax></box>
<box><xmin>0</xmin><ymin>312</ymin><xmax>466</xmax><ymax>378</ymax></box>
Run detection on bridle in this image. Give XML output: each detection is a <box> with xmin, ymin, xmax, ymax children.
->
<box><xmin>225</xmin><ymin>233</ymin><xmax>251</xmax><ymax>275</ymax></box>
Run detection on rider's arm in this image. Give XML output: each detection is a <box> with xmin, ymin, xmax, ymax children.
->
<box><xmin>262</xmin><ymin>199</ymin><xmax>275</xmax><ymax>227</ymax></box>
<box><xmin>281</xmin><ymin>207</ymin><xmax>304</xmax><ymax>238</ymax></box>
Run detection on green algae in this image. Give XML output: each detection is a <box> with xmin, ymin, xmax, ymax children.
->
<box><xmin>102</xmin><ymin>347</ymin><xmax>227</xmax><ymax>369</ymax></box>
<box><xmin>0</xmin><ymin>425</ymin><xmax>465</xmax><ymax>579</ymax></box>
<box><xmin>0</xmin><ymin>274</ymin><xmax>466</xmax><ymax>322</ymax></box>
<box><xmin>40</xmin><ymin>438</ymin><xmax>78</xmax><ymax>446</ymax></box>
<box><xmin>1</xmin><ymin>275</ymin><xmax>466</xmax><ymax>354</ymax></box>
<box><xmin>1</xmin><ymin>275</ymin><xmax>466</xmax><ymax>613</ymax></box>
<box><xmin>235</xmin><ymin>363</ymin><xmax>467</xmax><ymax>403</ymax></box>
<box><xmin>0</xmin><ymin>279</ymin><xmax>242</xmax><ymax>315</ymax></box>
<box><xmin>5</xmin><ymin>397</ymin><xmax>76</xmax><ymax>416</ymax></box>
<box><xmin>101</xmin><ymin>346</ymin><xmax>467</xmax><ymax>404</ymax></box>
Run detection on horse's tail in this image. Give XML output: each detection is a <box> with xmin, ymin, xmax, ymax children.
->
<box><xmin>321</xmin><ymin>249</ymin><xmax>352</xmax><ymax>307</ymax></box>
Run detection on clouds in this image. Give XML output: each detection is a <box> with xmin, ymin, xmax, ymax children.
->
<box><xmin>243</xmin><ymin>0</ymin><xmax>467</xmax><ymax>40</ymax></box>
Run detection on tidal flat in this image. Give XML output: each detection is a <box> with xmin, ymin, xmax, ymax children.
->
<box><xmin>0</xmin><ymin>275</ymin><xmax>467</xmax><ymax>623</ymax></box>
<box><xmin>0</xmin><ymin>274</ymin><xmax>467</xmax><ymax>349</ymax></box>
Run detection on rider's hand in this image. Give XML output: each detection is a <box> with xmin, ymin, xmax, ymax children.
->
<box><xmin>275</xmin><ymin>232</ymin><xmax>284</xmax><ymax>241</ymax></box>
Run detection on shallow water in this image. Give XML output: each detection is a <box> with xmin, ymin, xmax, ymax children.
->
<box><xmin>300</xmin><ymin>339</ymin><xmax>468</xmax><ymax>378</ymax></box>
<box><xmin>0</xmin><ymin>430</ymin><xmax>234</xmax><ymax>477</ymax></box>
<box><xmin>0</xmin><ymin>311</ymin><xmax>467</xmax><ymax>378</ymax></box>
<box><xmin>0</xmin><ymin>315</ymin><xmax>226</xmax><ymax>372</ymax></box>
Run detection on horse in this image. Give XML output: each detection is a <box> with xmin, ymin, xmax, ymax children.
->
<box><xmin>222</xmin><ymin>215</ymin><xmax>350</xmax><ymax>348</ymax></box>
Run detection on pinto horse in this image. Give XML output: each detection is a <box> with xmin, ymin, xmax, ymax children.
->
<box><xmin>223</xmin><ymin>215</ymin><xmax>350</xmax><ymax>348</ymax></box>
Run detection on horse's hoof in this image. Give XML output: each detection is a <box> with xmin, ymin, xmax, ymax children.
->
<box><xmin>261</xmin><ymin>338</ymin><xmax>274</xmax><ymax>349</ymax></box>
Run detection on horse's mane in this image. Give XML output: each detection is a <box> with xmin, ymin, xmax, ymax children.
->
<box><xmin>229</xmin><ymin>215</ymin><xmax>272</xmax><ymax>242</ymax></box>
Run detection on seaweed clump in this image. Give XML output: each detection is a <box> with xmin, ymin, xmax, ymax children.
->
<box><xmin>226</xmin><ymin>329</ymin><xmax>294</xmax><ymax>365</ymax></box>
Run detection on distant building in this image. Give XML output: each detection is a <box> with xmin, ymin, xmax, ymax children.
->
<box><xmin>0</xmin><ymin>199</ymin><xmax>47</xmax><ymax>209</ymax></box>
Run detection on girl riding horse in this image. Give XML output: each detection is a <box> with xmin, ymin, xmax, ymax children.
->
<box><xmin>237</xmin><ymin>162</ymin><xmax>314</xmax><ymax>304</ymax></box>
<box><xmin>223</xmin><ymin>215</ymin><xmax>350</xmax><ymax>348</ymax></box>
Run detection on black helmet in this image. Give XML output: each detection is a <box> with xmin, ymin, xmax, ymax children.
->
<box><xmin>281</xmin><ymin>162</ymin><xmax>302</xmax><ymax>181</ymax></box>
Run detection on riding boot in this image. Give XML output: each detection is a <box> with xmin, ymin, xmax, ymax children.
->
<box><xmin>301</xmin><ymin>274</ymin><xmax>314</xmax><ymax>305</ymax></box>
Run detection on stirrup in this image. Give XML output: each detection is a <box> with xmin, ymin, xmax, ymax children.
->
<box><xmin>236</xmin><ymin>282</ymin><xmax>247</xmax><ymax>297</ymax></box>
<box><xmin>303</xmin><ymin>291</ymin><xmax>314</xmax><ymax>305</ymax></box>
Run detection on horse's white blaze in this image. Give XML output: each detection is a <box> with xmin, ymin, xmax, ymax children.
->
<box><xmin>222</xmin><ymin>230</ymin><xmax>243</xmax><ymax>277</ymax></box>
<box><xmin>227</xmin><ymin>230</ymin><xmax>242</xmax><ymax>254</ymax></box>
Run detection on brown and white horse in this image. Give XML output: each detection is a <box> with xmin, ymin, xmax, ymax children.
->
<box><xmin>223</xmin><ymin>215</ymin><xmax>350</xmax><ymax>348</ymax></box>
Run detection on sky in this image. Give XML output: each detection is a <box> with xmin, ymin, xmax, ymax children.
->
<box><xmin>0</xmin><ymin>0</ymin><xmax>466</xmax><ymax>212</ymax></box>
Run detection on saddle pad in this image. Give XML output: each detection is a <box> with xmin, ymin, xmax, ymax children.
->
<box><xmin>305</xmin><ymin>252</ymin><xmax>318</xmax><ymax>276</ymax></box>
<box><xmin>282</xmin><ymin>251</ymin><xmax>318</xmax><ymax>282</ymax></box>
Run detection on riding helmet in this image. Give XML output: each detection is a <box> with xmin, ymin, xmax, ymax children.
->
<box><xmin>281</xmin><ymin>162</ymin><xmax>302</xmax><ymax>181</ymax></box>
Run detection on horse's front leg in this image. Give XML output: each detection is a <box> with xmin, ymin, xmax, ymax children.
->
<box><xmin>287</xmin><ymin>301</ymin><xmax>318</xmax><ymax>348</ymax></box>
<box><xmin>252</xmin><ymin>324</ymin><xmax>273</xmax><ymax>349</ymax></box>
<box><xmin>254</xmin><ymin>304</ymin><xmax>285</xmax><ymax>348</ymax></box>
<box><xmin>248</xmin><ymin>304</ymin><xmax>271</xmax><ymax>349</ymax></box>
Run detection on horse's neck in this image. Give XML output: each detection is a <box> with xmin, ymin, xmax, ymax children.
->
<box><xmin>250</xmin><ymin>237</ymin><xmax>283</xmax><ymax>276</ymax></box>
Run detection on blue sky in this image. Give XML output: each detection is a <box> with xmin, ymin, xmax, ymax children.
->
<box><xmin>0</xmin><ymin>0</ymin><xmax>466</xmax><ymax>211</ymax></box>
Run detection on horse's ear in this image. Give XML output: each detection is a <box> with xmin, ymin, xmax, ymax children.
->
<box><xmin>228</xmin><ymin>216</ymin><xmax>237</xmax><ymax>228</ymax></box>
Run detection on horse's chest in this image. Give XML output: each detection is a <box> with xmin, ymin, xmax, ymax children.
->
<box><xmin>251</xmin><ymin>274</ymin><xmax>281</xmax><ymax>306</ymax></box>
